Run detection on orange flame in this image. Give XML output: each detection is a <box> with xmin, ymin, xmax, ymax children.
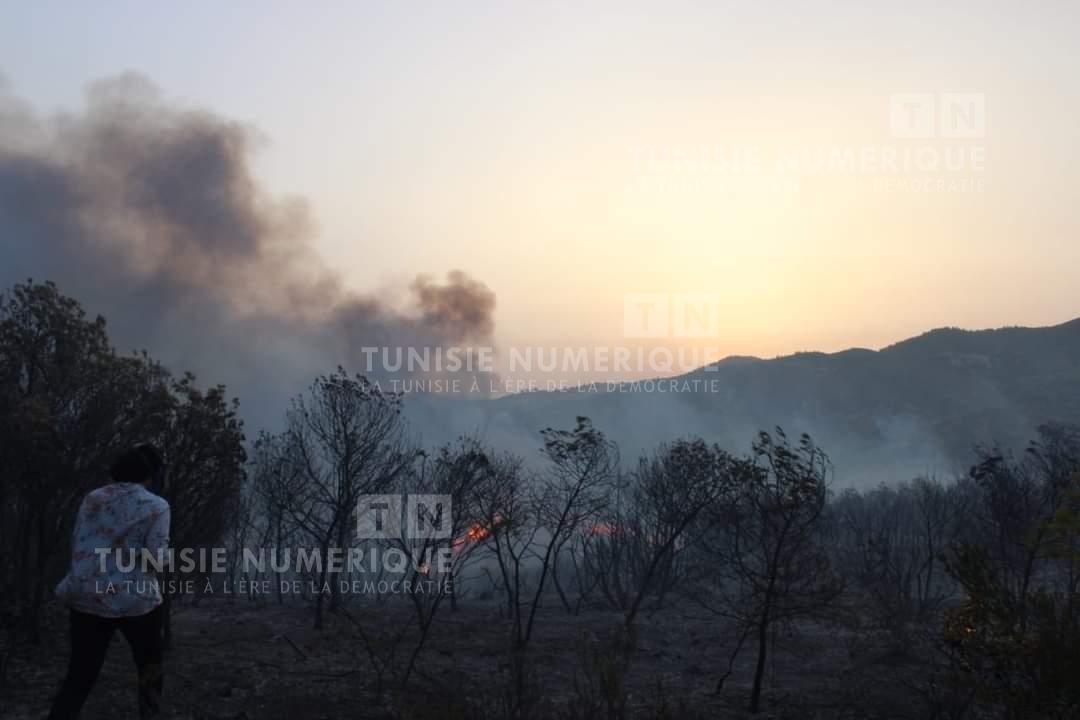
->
<box><xmin>453</xmin><ymin>516</ymin><xmax>505</xmax><ymax>548</ymax></box>
<box><xmin>466</xmin><ymin>523</ymin><xmax>491</xmax><ymax>542</ymax></box>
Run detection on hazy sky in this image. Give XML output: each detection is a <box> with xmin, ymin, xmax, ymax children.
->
<box><xmin>3</xmin><ymin>1</ymin><xmax>1077</xmax><ymax>363</ymax></box>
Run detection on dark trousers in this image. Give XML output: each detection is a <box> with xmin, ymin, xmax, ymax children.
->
<box><xmin>48</xmin><ymin>606</ymin><xmax>164</xmax><ymax>719</ymax></box>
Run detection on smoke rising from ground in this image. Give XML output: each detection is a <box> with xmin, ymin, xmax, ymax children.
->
<box><xmin>0</xmin><ymin>73</ymin><xmax>497</xmax><ymax>423</ymax></box>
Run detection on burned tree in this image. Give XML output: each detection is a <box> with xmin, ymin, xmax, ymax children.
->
<box><xmin>1</xmin><ymin>282</ymin><xmax>172</xmax><ymax>640</ymax></box>
<box><xmin>695</xmin><ymin>429</ymin><xmax>842</xmax><ymax>713</ymax></box>
<box><xmin>282</xmin><ymin>369</ymin><xmax>415</xmax><ymax>629</ymax></box>
<box><xmin>619</xmin><ymin>439</ymin><xmax>738</xmax><ymax>627</ymax></box>
<box><xmin>155</xmin><ymin>375</ymin><xmax>247</xmax><ymax>646</ymax></box>
<box><xmin>830</xmin><ymin>475</ymin><xmax>961</xmax><ymax>651</ymax></box>
<box><xmin>580</xmin><ymin>439</ymin><xmax>737</xmax><ymax>625</ymax></box>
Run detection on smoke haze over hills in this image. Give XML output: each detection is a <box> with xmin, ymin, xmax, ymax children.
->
<box><xmin>407</xmin><ymin>320</ymin><xmax>1080</xmax><ymax>486</ymax></box>
<box><xmin>0</xmin><ymin>74</ymin><xmax>497</xmax><ymax>421</ymax></box>
<box><xmin>3</xmin><ymin>74</ymin><xmax>1078</xmax><ymax>485</ymax></box>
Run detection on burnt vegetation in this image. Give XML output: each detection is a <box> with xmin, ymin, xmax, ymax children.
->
<box><xmin>2</xmin><ymin>280</ymin><xmax>1080</xmax><ymax>719</ymax></box>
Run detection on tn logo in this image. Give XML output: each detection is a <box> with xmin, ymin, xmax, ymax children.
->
<box><xmin>890</xmin><ymin>93</ymin><xmax>985</xmax><ymax>139</ymax></box>
<box><xmin>623</xmin><ymin>293</ymin><xmax>721</xmax><ymax>339</ymax></box>
<box><xmin>356</xmin><ymin>495</ymin><xmax>452</xmax><ymax>539</ymax></box>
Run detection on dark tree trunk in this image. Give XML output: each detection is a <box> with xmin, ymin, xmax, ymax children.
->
<box><xmin>29</xmin><ymin>512</ymin><xmax>49</xmax><ymax>644</ymax></box>
<box><xmin>749</xmin><ymin>611</ymin><xmax>769</xmax><ymax>713</ymax></box>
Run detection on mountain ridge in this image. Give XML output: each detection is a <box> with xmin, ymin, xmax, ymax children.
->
<box><xmin>408</xmin><ymin>318</ymin><xmax>1080</xmax><ymax>486</ymax></box>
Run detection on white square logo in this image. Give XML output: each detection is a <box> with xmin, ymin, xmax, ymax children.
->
<box><xmin>890</xmin><ymin>94</ymin><xmax>936</xmax><ymax>138</ymax></box>
<box><xmin>939</xmin><ymin>93</ymin><xmax>985</xmax><ymax>138</ymax></box>
<box><xmin>672</xmin><ymin>293</ymin><xmax>721</xmax><ymax>338</ymax></box>
<box><xmin>407</xmin><ymin>495</ymin><xmax>452</xmax><ymax>539</ymax></box>
<box><xmin>356</xmin><ymin>495</ymin><xmax>402</xmax><ymax>539</ymax></box>
<box><xmin>623</xmin><ymin>293</ymin><xmax>669</xmax><ymax>338</ymax></box>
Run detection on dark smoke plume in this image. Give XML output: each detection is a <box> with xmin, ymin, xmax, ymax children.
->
<box><xmin>0</xmin><ymin>73</ymin><xmax>497</xmax><ymax>423</ymax></box>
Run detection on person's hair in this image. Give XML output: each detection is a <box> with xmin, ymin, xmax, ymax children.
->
<box><xmin>110</xmin><ymin>443</ymin><xmax>165</xmax><ymax>484</ymax></box>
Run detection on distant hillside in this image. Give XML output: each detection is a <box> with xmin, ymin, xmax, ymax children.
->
<box><xmin>407</xmin><ymin>319</ymin><xmax>1080</xmax><ymax>486</ymax></box>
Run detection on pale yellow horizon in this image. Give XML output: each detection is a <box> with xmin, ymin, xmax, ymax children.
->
<box><xmin>3</xmin><ymin>1</ymin><xmax>1077</xmax><ymax>365</ymax></box>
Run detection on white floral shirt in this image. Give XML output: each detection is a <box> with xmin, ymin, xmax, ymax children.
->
<box><xmin>55</xmin><ymin>482</ymin><xmax>171</xmax><ymax>617</ymax></box>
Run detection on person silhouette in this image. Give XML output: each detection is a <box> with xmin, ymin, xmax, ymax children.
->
<box><xmin>48</xmin><ymin>443</ymin><xmax>171</xmax><ymax>719</ymax></box>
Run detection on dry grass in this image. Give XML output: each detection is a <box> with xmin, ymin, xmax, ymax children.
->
<box><xmin>2</xmin><ymin>597</ymin><xmax>927</xmax><ymax>719</ymax></box>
